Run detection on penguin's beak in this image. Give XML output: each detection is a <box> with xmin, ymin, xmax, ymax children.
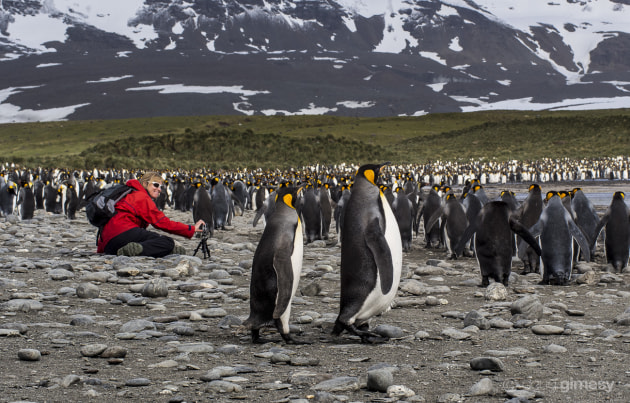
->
<box><xmin>377</xmin><ymin>161</ymin><xmax>391</xmax><ymax>173</ymax></box>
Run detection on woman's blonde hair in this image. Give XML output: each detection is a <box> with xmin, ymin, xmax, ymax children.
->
<box><xmin>140</xmin><ymin>171</ymin><xmax>163</xmax><ymax>185</ymax></box>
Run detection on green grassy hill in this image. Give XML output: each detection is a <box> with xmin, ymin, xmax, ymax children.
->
<box><xmin>2</xmin><ymin>109</ymin><xmax>629</xmax><ymax>170</ymax></box>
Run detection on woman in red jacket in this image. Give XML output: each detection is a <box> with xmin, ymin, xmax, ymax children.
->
<box><xmin>97</xmin><ymin>172</ymin><xmax>204</xmax><ymax>257</ymax></box>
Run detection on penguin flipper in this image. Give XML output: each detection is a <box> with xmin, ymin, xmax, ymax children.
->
<box><xmin>589</xmin><ymin>212</ymin><xmax>609</xmax><ymax>251</ymax></box>
<box><xmin>568</xmin><ymin>219</ymin><xmax>591</xmax><ymax>262</ymax></box>
<box><xmin>453</xmin><ymin>221</ymin><xmax>477</xmax><ymax>257</ymax></box>
<box><xmin>509</xmin><ymin>217</ymin><xmax>542</xmax><ymax>257</ymax></box>
<box><xmin>517</xmin><ymin>220</ymin><xmax>542</xmax><ymax>261</ymax></box>
<box><xmin>365</xmin><ymin>218</ymin><xmax>394</xmax><ymax>295</ymax></box>
<box><xmin>252</xmin><ymin>205</ymin><xmax>266</xmax><ymax>227</ymax></box>
<box><xmin>425</xmin><ymin>206</ymin><xmax>444</xmax><ymax>234</ymax></box>
<box><xmin>272</xmin><ymin>249</ymin><xmax>295</xmax><ymax>320</ymax></box>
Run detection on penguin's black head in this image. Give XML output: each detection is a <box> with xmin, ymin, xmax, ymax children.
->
<box><xmin>529</xmin><ymin>184</ymin><xmax>541</xmax><ymax>192</ymax></box>
<box><xmin>613</xmin><ymin>191</ymin><xmax>625</xmax><ymax>201</ymax></box>
<box><xmin>356</xmin><ymin>162</ymin><xmax>389</xmax><ymax>186</ymax></box>
<box><xmin>275</xmin><ymin>186</ymin><xmax>300</xmax><ymax>209</ymax></box>
<box><xmin>545</xmin><ymin>191</ymin><xmax>559</xmax><ymax>201</ymax></box>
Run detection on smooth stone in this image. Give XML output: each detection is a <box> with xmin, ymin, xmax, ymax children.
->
<box><xmin>18</xmin><ymin>348</ymin><xmax>41</xmax><ymax>361</ymax></box>
<box><xmin>70</xmin><ymin>315</ymin><xmax>96</xmax><ymax>326</ymax></box>
<box><xmin>75</xmin><ymin>283</ymin><xmax>100</xmax><ymax>299</ymax></box>
<box><xmin>62</xmin><ymin>374</ymin><xmax>81</xmax><ymax>387</ymax></box>
<box><xmin>470</xmin><ymin>377</ymin><xmax>496</xmax><ymax>396</ymax></box>
<box><xmin>198</xmin><ymin>308</ymin><xmax>227</xmax><ymax>318</ymax></box>
<box><xmin>543</xmin><ymin>344</ymin><xmax>568</xmax><ymax>353</ymax></box>
<box><xmin>126</xmin><ymin>378</ymin><xmax>151</xmax><ymax>387</ymax></box>
<box><xmin>176</xmin><ymin>343</ymin><xmax>214</xmax><ymax>353</ymax></box>
<box><xmin>120</xmin><ymin>319</ymin><xmax>156</xmax><ymax>333</ymax></box>
<box><xmin>101</xmin><ymin>346</ymin><xmax>127</xmax><ymax>358</ymax></box>
<box><xmin>531</xmin><ymin>324</ymin><xmax>565</xmax><ymax>335</ymax></box>
<box><xmin>367</xmin><ymin>368</ymin><xmax>394</xmax><ymax>392</ymax></box>
<box><xmin>470</xmin><ymin>357</ymin><xmax>505</xmax><ymax>372</ymax></box>
<box><xmin>511</xmin><ymin>295</ymin><xmax>544</xmax><ymax>320</ymax></box>
<box><xmin>49</xmin><ymin>268</ymin><xmax>75</xmax><ymax>280</ymax></box>
<box><xmin>441</xmin><ymin>327</ymin><xmax>471</xmax><ymax>340</ymax></box>
<box><xmin>387</xmin><ymin>384</ymin><xmax>416</xmax><ymax>398</ymax></box>
<box><xmin>485</xmin><ymin>282</ymin><xmax>508</xmax><ymax>301</ymax></box>
<box><xmin>288</xmin><ymin>370</ymin><xmax>328</xmax><ymax>386</ymax></box>
<box><xmin>464</xmin><ymin>310</ymin><xmax>490</xmax><ymax>330</ymax></box>
<box><xmin>312</xmin><ymin>376</ymin><xmax>360</xmax><ymax>392</ymax></box>
<box><xmin>205</xmin><ymin>380</ymin><xmax>243</xmax><ymax>393</ymax></box>
<box><xmin>80</xmin><ymin>343</ymin><xmax>108</xmax><ymax>357</ymax></box>
<box><xmin>141</xmin><ymin>279</ymin><xmax>169</xmax><ymax>298</ymax></box>
<box><xmin>290</xmin><ymin>357</ymin><xmax>320</xmax><ymax>366</ymax></box>
<box><xmin>301</xmin><ymin>281</ymin><xmax>322</xmax><ymax>297</ymax></box>
<box><xmin>372</xmin><ymin>324</ymin><xmax>404</xmax><ymax>338</ymax></box>
<box><xmin>0</xmin><ymin>328</ymin><xmax>21</xmax><ymax>337</ymax></box>
<box><xmin>1</xmin><ymin>299</ymin><xmax>44</xmax><ymax>312</ymax></box>
<box><xmin>489</xmin><ymin>318</ymin><xmax>513</xmax><ymax>329</ymax></box>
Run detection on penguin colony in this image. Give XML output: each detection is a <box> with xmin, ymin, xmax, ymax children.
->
<box><xmin>1</xmin><ymin>159</ymin><xmax>630</xmax><ymax>343</ymax></box>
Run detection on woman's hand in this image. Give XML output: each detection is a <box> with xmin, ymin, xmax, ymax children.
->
<box><xmin>194</xmin><ymin>220</ymin><xmax>206</xmax><ymax>232</ymax></box>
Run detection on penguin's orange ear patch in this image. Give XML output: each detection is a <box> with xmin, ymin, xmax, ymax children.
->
<box><xmin>364</xmin><ymin>169</ymin><xmax>376</xmax><ymax>185</ymax></box>
<box><xmin>283</xmin><ymin>193</ymin><xmax>295</xmax><ymax>209</ymax></box>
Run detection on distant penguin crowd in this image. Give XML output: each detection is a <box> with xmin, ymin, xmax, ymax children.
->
<box><xmin>2</xmin><ymin>156</ymin><xmax>630</xmax><ymax>343</ymax></box>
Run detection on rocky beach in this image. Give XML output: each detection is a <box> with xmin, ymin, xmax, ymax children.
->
<box><xmin>1</xmin><ymin>182</ymin><xmax>629</xmax><ymax>403</ymax></box>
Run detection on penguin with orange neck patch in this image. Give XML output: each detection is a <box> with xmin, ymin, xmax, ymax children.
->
<box><xmin>332</xmin><ymin>162</ymin><xmax>402</xmax><ymax>343</ymax></box>
<box><xmin>244</xmin><ymin>186</ymin><xmax>306</xmax><ymax>344</ymax></box>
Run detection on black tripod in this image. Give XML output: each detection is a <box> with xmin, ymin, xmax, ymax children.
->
<box><xmin>193</xmin><ymin>225</ymin><xmax>211</xmax><ymax>259</ymax></box>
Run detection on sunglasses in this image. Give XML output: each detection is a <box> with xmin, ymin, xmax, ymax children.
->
<box><xmin>151</xmin><ymin>182</ymin><xmax>163</xmax><ymax>189</ymax></box>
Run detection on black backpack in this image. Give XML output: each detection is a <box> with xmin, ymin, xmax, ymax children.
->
<box><xmin>86</xmin><ymin>184</ymin><xmax>134</xmax><ymax>229</ymax></box>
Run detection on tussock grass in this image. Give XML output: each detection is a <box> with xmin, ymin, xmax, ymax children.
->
<box><xmin>2</xmin><ymin>109</ymin><xmax>629</xmax><ymax>170</ymax></box>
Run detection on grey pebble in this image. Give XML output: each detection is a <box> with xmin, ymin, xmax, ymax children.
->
<box><xmin>125</xmin><ymin>378</ymin><xmax>151</xmax><ymax>387</ymax></box>
<box><xmin>511</xmin><ymin>295</ymin><xmax>544</xmax><ymax>320</ymax></box>
<box><xmin>312</xmin><ymin>376</ymin><xmax>360</xmax><ymax>392</ymax></box>
<box><xmin>80</xmin><ymin>343</ymin><xmax>108</xmax><ymax>357</ymax></box>
<box><xmin>367</xmin><ymin>368</ymin><xmax>394</xmax><ymax>392</ymax></box>
<box><xmin>531</xmin><ymin>324</ymin><xmax>565</xmax><ymax>335</ymax></box>
<box><xmin>141</xmin><ymin>278</ymin><xmax>169</xmax><ymax>298</ymax></box>
<box><xmin>372</xmin><ymin>324</ymin><xmax>404</xmax><ymax>338</ymax></box>
<box><xmin>470</xmin><ymin>357</ymin><xmax>505</xmax><ymax>372</ymax></box>
<box><xmin>17</xmin><ymin>348</ymin><xmax>41</xmax><ymax>361</ymax></box>
<box><xmin>76</xmin><ymin>283</ymin><xmax>100</xmax><ymax>299</ymax></box>
<box><xmin>205</xmin><ymin>380</ymin><xmax>243</xmax><ymax>393</ymax></box>
<box><xmin>464</xmin><ymin>310</ymin><xmax>490</xmax><ymax>330</ymax></box>
<box><xmin>120</xmin><ymin>319</ymin><xmax>156</xmax><ymax>333</ymax></box>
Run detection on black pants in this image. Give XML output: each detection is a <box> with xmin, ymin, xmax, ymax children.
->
<box><xmin>104</xmin><ymin>227</ymin><xmax>175</xmax><ymax>258</ymax></box>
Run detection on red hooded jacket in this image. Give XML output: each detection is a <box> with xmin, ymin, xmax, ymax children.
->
<box><xmin>96</xmin><ymin>179</ymin><xmax>195</xmax><ymax>253</ymax></box>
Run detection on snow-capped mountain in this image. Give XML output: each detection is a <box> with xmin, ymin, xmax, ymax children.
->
<box><xmin>1</xmin><ymin>0</ymin><xmax>630</xmax><ymax>123</ymax></box>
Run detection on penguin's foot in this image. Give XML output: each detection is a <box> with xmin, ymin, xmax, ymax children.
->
<box><xmin>281</xmin><ymin>333</ymin><xmax>312</xmax><ymax>345</ymax></box>
<box><xmin>332</xmin><ymin>320</ymin><xmax>389</xmax><ymax>344</ymax></box>
<box><xmin>250</xmin><ymin>329</ymin><xmax>280</xmax><ymax>344</ymax></box>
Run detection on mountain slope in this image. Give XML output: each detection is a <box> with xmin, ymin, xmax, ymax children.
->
<box><xmin>1</xmin><ymin>0</ymin><xmax>629</xmax><ymax>123</ymax></box>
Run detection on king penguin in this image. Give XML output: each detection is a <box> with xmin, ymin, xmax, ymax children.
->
<box><xmin>590</xmin><ymin>191</ymin><xmax>630</xmax><ymax>272</ymax></box>
<box><xmin>243</xmin><ymin>186</ymin><xmax>305</xmax><ymax>344</ymax></box>
<box><xmin>570</xmin><ymin>188</ymin><xmax>600</xmax><ymax>261</ymax></box>
<box><xmin>455</xmin><ymin>201</ymin><xmax>541</xmax><ymax>286</ymax></box>
<box><xmin>517</xmin><ymin>184</ymin><xmax>543</xmax><ymax>274</ymax></box>
<box><xmin>519</xmin><ymin>191</ymin><xmax>590</xmax><ymax>285</ymax></box>
<box><xmin>17</xmin><ymin>182</ymin><xmax>35</xmax><ymax>220</ymax></box>
<box><xmin>425</xmin><ymin>192</ymin><xmax>468</xmax><ymax>259</ymax></box>
<box><xmin>332</xmin><ymin>162</ymin><xmax>402</xmax><ymax>343</ymax></box>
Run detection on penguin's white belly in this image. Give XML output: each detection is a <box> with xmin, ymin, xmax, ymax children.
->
<box><xmin>352</xmin><ymin>195</ymin><xmax>403</xmax><ymax>324</ymax></box>
<box><xmin>278</xmin><ymin>218</ymin><xmax>304</xmax><ymax>332</ymax></box>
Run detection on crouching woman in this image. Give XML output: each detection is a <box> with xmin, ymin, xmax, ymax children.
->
<box><xmin>97</xmin><ymin>172</ymin><xmax>204</xmax><ymax>257</ymax></box>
